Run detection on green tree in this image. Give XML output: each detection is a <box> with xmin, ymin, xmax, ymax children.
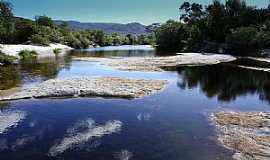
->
<box><xmin>0</xmin><ymin>0</ymin><xmax>14</xmax><ymax>43</ymax></box>
<box><xmin>226</xmin><ymin>26</ymin><xmax>260</xmax><ymax>55</ymax></box>
<box><xmin>180</xmin><ymin>2</ymin><xmax>205</xmax><ymax>24</ymax></box>
<box><xmin>35</xmin><ymin>15</ymin><xmax>54</xmax><ymax>27</ymax></box>
<box><xmin>156</xmin><ymin>20</ymin><xmax>188</xmax><ymax>52</ymax></box>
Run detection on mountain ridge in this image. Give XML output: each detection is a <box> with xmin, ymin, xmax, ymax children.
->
<box><xmin>54</xmin><ymin>20</ymin><xmax>159</xmax><ymax>35</ymax></box>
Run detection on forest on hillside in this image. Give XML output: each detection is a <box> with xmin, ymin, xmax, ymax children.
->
<box><xmin>0</xmin><ymin>1</ymin><xmax>155</xmax><ymax>49</ymax></box>
<box><xmin>1</xmin><ymin>0</ymin><xmax>270</xmax><ymax>56</ymax></box>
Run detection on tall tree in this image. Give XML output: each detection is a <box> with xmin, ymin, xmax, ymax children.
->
<box><xmin>0</xmin><ymin>0</ymin><xmax>14</xmax><ymax>43</ymax></box>
<box><xmin>35</xmin><ymin>16</ymin><xmax>54</xmax><ymax>27</ymax></box>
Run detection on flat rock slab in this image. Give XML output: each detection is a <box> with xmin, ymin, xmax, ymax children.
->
<box><xmin>74</xmin><ymin>53</ymin><xmax>236</xmax><ymax>72</ymax></box>
<box><xmin>236</xmin><ymin>57</ymin><xmax>270</xmax><ymax>73</ymax></box>
<box><xmin>0</xmin><ymin>77</ymin><xmax>167</xmax><ymax>101</ymax></box>
<box><xmin>212</xmin><ymin>112</ymin><xmax>270</xmax><ymax>160</ymax></box>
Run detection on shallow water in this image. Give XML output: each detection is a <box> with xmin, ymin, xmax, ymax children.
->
<box><xmin>0</xmin><ymin>46</ymin><xmax>269</xmax><ymax>160</ymax></box>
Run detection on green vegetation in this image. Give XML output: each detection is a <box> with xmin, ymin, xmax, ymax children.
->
<box><xmin>155</xmin><ymin>0</ymin><xmax>270</xmax><ymax>56</ymax></box>
<box><xmin>0</xmin><ymin>65</ymin><xmax>20</xmax><ymax>90</ymax></box>
<box><xmin>0</xmin><ymin>53</ymin><xmax>17</xmax><ymax>65</ymax></box>
<box><xmin>2</xmin><ymin>0</ymin><xmax>268</xmax><ymax>56</ymax></box>
<box><xmin>18</xmin><ymin>50</ymin><xmax>38</xmax><ymax>59</ymax></box>
<box><xmin>53</xmin><ymin>48</ymin><xmax>62</xmax><ymax>55</ymax></box>
<box><xmin>0</xmin><ymin>1</ymin><xmax>155</xmax><ymax>50</ymax></box>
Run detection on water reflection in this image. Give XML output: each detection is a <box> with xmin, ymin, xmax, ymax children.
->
<box><xmin>0</xmin><ymin>55</ymin><xmax>72</xmax><ymax>90</ymax></box>
<box><xmin>69</xmin><ymin>49</ymin><xmax>156</xmax><ymax>58</ymax></box>
<box><xmin>0</xmin><ymin>66</ymin><xmax>21</xmax><ymax>90</ymax></box>
<box><xmin>19</xmin><ymin>55</ymin><xmax>72</xmax><ymax>80</ymax></box>
<box><xmin>177</xmin><ymin>64</ymin><xmax>270</xmax><ymax>103</ymax></box>
<box><xmin>49</xmin><ymin>118</ymin><xmax>122</xmax><ymax>156</ymax></box>
<box><xmin>0</xmin><ymin>110</ymin><xmax>26</xmax><ymax>134</ymax></box>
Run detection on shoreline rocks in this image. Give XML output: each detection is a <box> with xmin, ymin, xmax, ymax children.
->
<box><xmin>0</xmin><ymin>44</ymin><xmax>72</xmax><ymax>58</ymax></box>
<box><xmin>211</xmin><ymin>112</ymin><xmax>270</xmax><ymax>160</ymax></box>
<box><xmin>0</xmin><ymin>77</ymin><xmax>167</xmax><ymax>101</ymax></box>
<box><xmin>233</xmin><ymin>57</ymin><xmax>270</xmax><ymax>73</ymax></box>
<box><xmin>74</xmin><ymin>53</ymin><xmax>236</xmax><ymax>72</ymax></box>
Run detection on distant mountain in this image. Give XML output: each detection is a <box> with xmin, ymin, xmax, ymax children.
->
<box><xmin>54</xmin><ymin>20</ymin><xmax>158</xmax><ymax>35</ymax></box>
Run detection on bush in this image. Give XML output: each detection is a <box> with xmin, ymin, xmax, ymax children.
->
<box><xmin>53</xmin><ymin>48</ymin><xmax>62</xmax><ymax>55</ymax></box>
<box><xmin>18</xmin><ymin>50</ymin><xmax>38</xmax><ymax>59</ymax></box>
<box><xmin>226</xmin><ymin>26</ymin><xmax>261</xmax><ymax>55</ymax></box>
<box><xmin>30</xmin><ymin>34</ymin><xmax>50</xmax><ymax>46</ymax></box>
<box><xmin>0</xmin><ymin>53</ymin><xmax>17</xmax><ymax>65</ymax></box>
<box><xmin>35</xmin><ymin>16</ymin><xmax>54</xmax><ymax>27</ymax></box>
<box><xmin>155</xmin><ymin>20</ymin><xmax>189</xmax><ymax>52</ymax></box>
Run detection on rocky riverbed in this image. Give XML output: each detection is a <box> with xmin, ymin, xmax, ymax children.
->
<box><xmin>211</xmin><ymin>112</ymin><xmax>270</xmax><ymax>160</ymax></box>
<box><xmin>74</xmin><ymin>53</ymin><xmax>236</xmax><ymax>72</ymax></box>
<box><xmin>0</xmin><ymin>77</ymin><xmax>167</xmax><ymax>101</ymax></box>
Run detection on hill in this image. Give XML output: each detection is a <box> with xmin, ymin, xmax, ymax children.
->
<box><xmin>54</xmin><ymin>20</ymin><xmax>158</xmax><ymax>35</ymax></box>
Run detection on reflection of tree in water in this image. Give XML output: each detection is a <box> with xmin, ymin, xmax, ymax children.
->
<box><xmin>69</xmin><ymin>49</ymin><xmax>156</xmax><ymax>57</ymax></box>
<box><xmin>177</xmin><ymin>64</ymin><xmax>270</xmax><ymax>103</ymax></box>
<box><xmin>0</xmin><ymin>55</ymin><xmax>72</xmax><ymax>91</ymax></box>
<box><xmin>0</xmin><ymin>102</ymin><xmax>10</xmax><ymax>111</ymax></box>
<box><xmin>19</xmin><ymin>55</ymin><xmax>72</xmax><ymax>80</ymax></box>
<box><xmin>0</xmin><ymin>66</ymin><xmax>21</xmax><ymax>90</ymax></box>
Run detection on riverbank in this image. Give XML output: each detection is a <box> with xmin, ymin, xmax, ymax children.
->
<box><xmin>0</xmin><ymin>44</ymin><xmax>72</xmax><ymax>58</ymax></box>
<box><xmin>0</xmin><ymin>77</ymin><xmax>167</xmax><ymax>101</ymax></box>
<box><xmin>74</xmin><ymin>53</ymin><xmax>236</xmax><ymax>72</ymax></box>
<box><xmin>211</xmin><ymin>112</ymin><xmax>270</xmax><ymax>160</ymax></box>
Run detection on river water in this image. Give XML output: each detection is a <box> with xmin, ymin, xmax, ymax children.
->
<box><xmin>0</xmin><ymin>45</ymin><xmax>269</xmax><ymax>160</ymax></box>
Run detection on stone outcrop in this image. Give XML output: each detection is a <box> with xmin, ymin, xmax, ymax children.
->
<box><xmin>212</xmin><ymin>112</ymin><xmax>270</xmax><ymax>160</ymax></box>
<box><xmin>0</xmin><ymin>44</ymin><xmax>72</xmax><ymax>58</ymax></box>
<box><xmin>0</xmin><ymin>77</ymin><xmax>167</xmax><ymax>101</ymax></box>
<box><xmin>74</xmin><ymin>53</ymin><xmax>236</xmax><ymax>72</ymax></box>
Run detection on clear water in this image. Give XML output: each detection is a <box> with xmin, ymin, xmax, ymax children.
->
<box><xmin>0</xmin><ymin>46</ymin><xmax>269</xmax><ymax>160</ymax></box>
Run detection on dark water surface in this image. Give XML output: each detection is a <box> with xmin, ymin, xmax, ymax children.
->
<box><xmin>0</xmin><ymin>46</ymin><xmax>269</xmax><ymax>160</ymax></box>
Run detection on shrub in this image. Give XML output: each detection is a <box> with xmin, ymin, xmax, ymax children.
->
<box><xmin>35</xmin><ymin>16</ymin><xmax>54</xmax><ymax>27</ymax></box>
<box><xmin>226</xmin><ymin>26</ymin><xmax>261</xmax><ymax>55</ymax></box>
<box><xmin>18</xmin><ymin>50</ymin><xmax>38</xmax><ymax>59</ymax></box>
<box><xmin>30</xmin><ymin>34</ymin><xmax>50</xmax><ymax>46</ymax></box>
<box><xmin>155</xmin><ymin>20</ymin><xmax>189</xmax><ymax>52</ymax></box>
<box><xmin>53</xmin><ymin>48</ymin><xmax>62</xmax><ymax>55</ymax></box>
<box><xmin>0</xmin><ymin>53</ymin><xmax>17</xmax><ymax>65</ymax></box>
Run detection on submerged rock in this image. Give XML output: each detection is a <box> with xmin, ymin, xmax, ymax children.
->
<box><xmin>74</xmin><ymin>53</ymin><xmax>236</xmax><ymax>72</ymax></box>
<box><xmin>233</xmin><ymin>57</ymin><xmax>270</xmax><ymax>73</ymax></box>
<box><xmin>212</xmin><ymin>112</ymin><xmax>270</xmax><ymax>160</ymax></box>
<box><xmin>0</xmin><ymin>77</ymin><xmax>167</xmax><ymax>101</ymax></box>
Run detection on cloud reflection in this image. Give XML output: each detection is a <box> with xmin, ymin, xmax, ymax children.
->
<box><xmin>49</xmin><ymin>118</ymin><xmax>122</xmax><ymax>156</ymax></box>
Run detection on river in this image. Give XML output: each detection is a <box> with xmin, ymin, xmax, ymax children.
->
<box><xmin>0</xmin><ymin>45</ymin><xmax>269</xmax><ymax>160</ymax></box>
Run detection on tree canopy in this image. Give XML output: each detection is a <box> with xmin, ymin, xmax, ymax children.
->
<box><xmin>156</xmin><ymin>0</ymin><xmax>270</xmax><ymax>56</ymax></box>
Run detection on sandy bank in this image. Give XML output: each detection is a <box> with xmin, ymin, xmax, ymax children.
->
<box><xmin>212</xmin><ymin>112</ymin><xmax>270</xmax><ymax>160</ymax></box>
<box><xmin>0</xmin><ymin>44</ymin><xmax>72</xmax><ymax>58</ymax></box>
<box><xmin>0</xmin><ymin>77</ymin><xmax>167</xmax><ymax>101</ymax></box>
<box><xmin>74</xmin><ymin>53</ymin><xmax>236</xmax><ymax>72</ymax></box>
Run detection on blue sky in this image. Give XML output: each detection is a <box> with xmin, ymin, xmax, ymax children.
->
<box><xmin>9</xmin><ymin>0</ymin><xmax>269</xmax><ymax>25</ymax></box>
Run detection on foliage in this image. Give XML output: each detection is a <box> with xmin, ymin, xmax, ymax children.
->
<box><xmin>0</xmin><ymin>53</ymin><xmax>17</xmax><ymax>65</ymax></box>
<box><xmin>0</xmin><ymin>0</ymin><xmax>14</xmax><ymax>43</ymax></box>
<box><xmin>30</xmin><ymin>34</ymin><xmax>50</xmax><ymax>46</ymax></box>
<box><xmin>155</xmin><ymin>0</ymin><xmax>270</xmax><ymax>55</ymax></box>
<box><xmin>226</xmin><ymin>26</ymin><xmax>261</xmax><ymax>55</ymax></box>
<box><xmin>53</xmin><ymin>48</ymin><xmax>62</xmax><ymax>55</ymax></box>
<box><xmin>0</xmin><ymin>1</ymin><xmax>155</xmax><ymax>50</ymax></box>
<box><xmin>35</xmin><ymin>15</ymin><xmax>54</xmax><ymax>27</ymax></box>
<box><xmin>18</xmin><ymin>50</ymin><xmax>38</xmax><ymax>59</ymax></box>
<box><xmin>156</xmin><ymin>20</ymin><xmax>188</xmax><ymax>52</ymax></box>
